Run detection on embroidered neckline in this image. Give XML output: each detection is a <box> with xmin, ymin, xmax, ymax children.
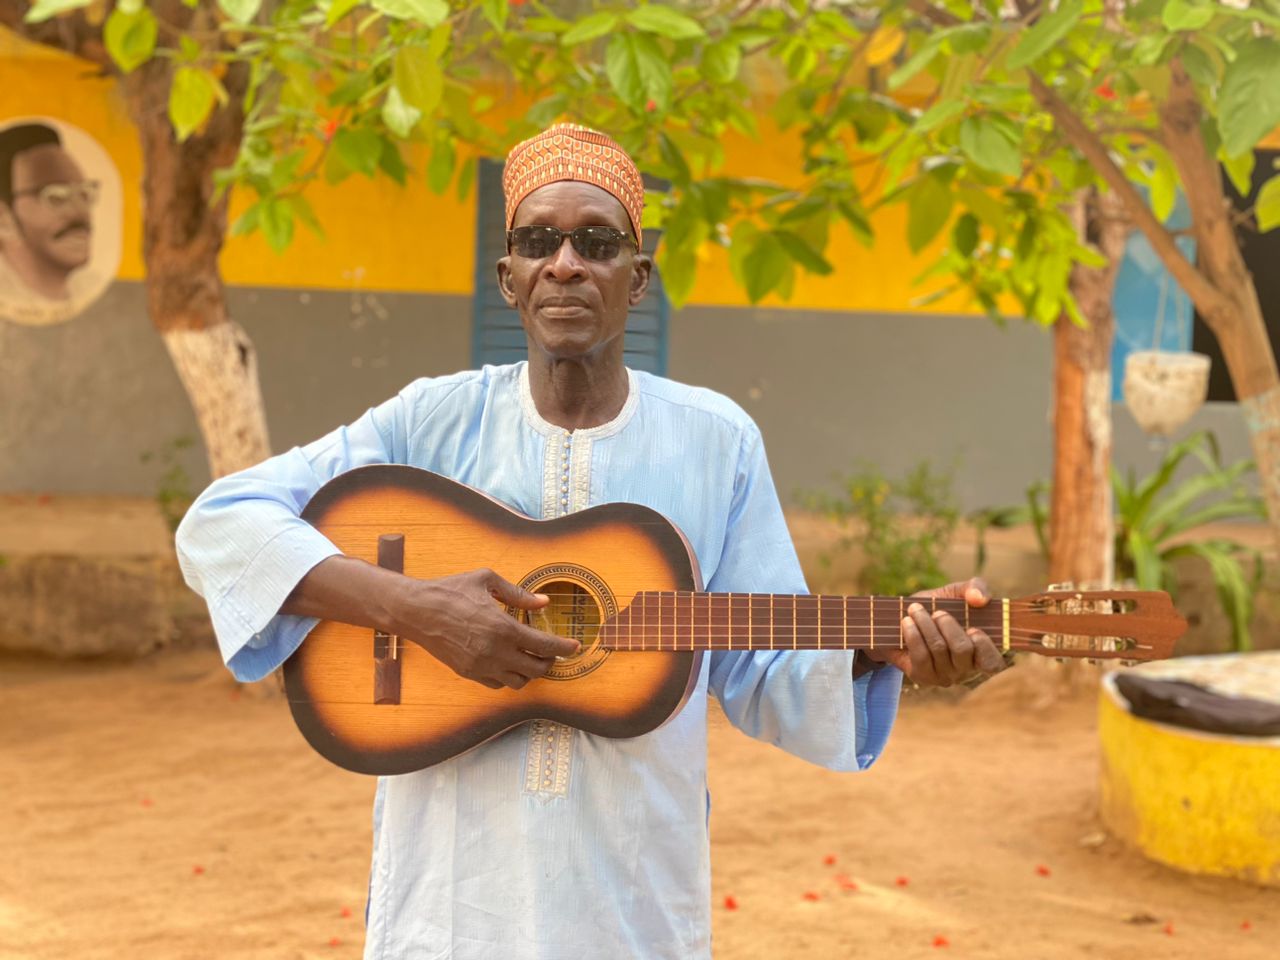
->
<box><xmin>517</xmin><ymin>361</ymin><xmax>639</xmax><ymax>440</ymax></box>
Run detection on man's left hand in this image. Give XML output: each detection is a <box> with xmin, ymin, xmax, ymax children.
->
<box><xmin>864</xmin><ymin>578</ymin><xmax>1006</xmax><ymax>687</ymax></box>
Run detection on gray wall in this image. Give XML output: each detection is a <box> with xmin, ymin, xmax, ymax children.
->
<box><xmin>1</xmin><ymin>280</ymin><xmax>1254</xmax><ymax>513</ymax></box>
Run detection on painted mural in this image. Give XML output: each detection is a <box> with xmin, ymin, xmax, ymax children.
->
<box><xmin>0</xmin><ymin>116</ymin><xmax>121</xmax><ymax>326</ymax></box>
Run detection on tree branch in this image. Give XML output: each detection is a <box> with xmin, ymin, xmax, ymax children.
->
<box><xmin>1027</xmin><ymin>71</ymin><xmax>1233</xmax><ymax>321</ymax></box>
<box><xmin>0</xmin><ymin>1</ymin><xmax>113</xmax><ymax>69</ymax></box>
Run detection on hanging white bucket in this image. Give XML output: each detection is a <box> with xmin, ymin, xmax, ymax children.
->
<box><xmin>1122</xmin><ymin>350</ymin><xmax>1211</xmax><ymax>436</ymax></box>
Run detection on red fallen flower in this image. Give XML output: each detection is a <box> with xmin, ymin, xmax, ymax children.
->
<box><xmin>802</xmin><ymin>891</ymin><xmax>821</xmax><ymax>902</ymax></box>
<box><xmin>36</xmin><ymin>494</ymin><xmax>51</xmax><ymax>506</ymax></box>
<box><xmin>140</xmin><ymin>797</ymin><xmax>154</xmax><ymax>808</ymax></box>
<box><xmin>895</xmin><ymin>876</ymin><xmax>910</xmax><ymax>887</ymax></box>
<box><xmin>723</xmin><ymin>895</ymin><xmax>738</xmax><ymax>911</ymax></box>
<box><xmin>321</xmin><ymin>118</ymin><xmax>339</xmax><ymax>142</ymax></box>
<box><xmin>933</xmin><ymin>935</ymin><xmax>950</xmax><ymax>948</ymax></box>
<box><xmin>341</xmin><ymin>906</ymin><xmax>353</xmax><ymax>919</ymax></box>
<box><xmin>1241</xmin><ymin>920</ymin><xmax>1252</xmax><ymax>931</ymax></box>
<box><xmin>1095</xmin><ymin>81</ymin><xmax>1117</xmax><ymax>101</ymax></box>
<box><xmin>823</xmin><ymin>854</ymin><xmax>837</xmax><ymax>866</ymax></box>
<box><xmin>835</xmin><ymin>874</ymin><xmax>859</xmax><ymax>892</ymax></box>
<box><xmin>645</xmin><ymin>99</ymin><xmax>657</xmax><ymax>112</ymax></box>
<box><xmin>192</xmin><ymin>865</ymin><xmax>205</xmax><ymax>876</ymax></box>
<box><xmin>329</xmin><ymin>936</ymin><xmax>341</xmax><ymax>947</ymax></box>
<box><xmin>1163</xmin><ymin>922</ymin><xmax>1175</xmax><ymax>936</ymax></box>
<box><xmin>1035</xmin><ymin>864</ymin><xmax>1051</xmax><ymax>877</ymax></box>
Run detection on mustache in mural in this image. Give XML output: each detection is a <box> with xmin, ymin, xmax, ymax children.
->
<box><xmin>54</xmin><ymin>219</ymin><xmax>92</xmax><ymax>238</ymax></box>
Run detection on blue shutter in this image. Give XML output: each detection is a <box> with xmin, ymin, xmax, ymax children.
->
<box><xmin>471</xmin><ymin>158</ymin><xmax>668</xmax><ymax>375</ymax></box>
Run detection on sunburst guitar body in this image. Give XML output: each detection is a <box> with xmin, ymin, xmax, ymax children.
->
<box><xmin>283</xmin><ymin>465</ymin><xmax>1186</xmax><ymax>775</ymax></box>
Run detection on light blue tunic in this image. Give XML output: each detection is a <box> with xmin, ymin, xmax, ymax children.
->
<box><xmin>176</xmin><ymin>361</ymin><xmax>902</xmax><ymax>959</ymax></box>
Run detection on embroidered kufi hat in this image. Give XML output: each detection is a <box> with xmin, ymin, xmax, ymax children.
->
<box><xmin>502</xmin><ymin>123</ymin><xmax>644</xmax><ymax>247</ymax></box>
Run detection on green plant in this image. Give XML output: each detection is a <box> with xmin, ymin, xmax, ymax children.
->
<box><xmin>984</xmin><ymin>432</ymin><xmax>1265</xmax><ymax>651</ymax></box>
<box><xmin>804</xmin><ymin>460</ymin><xmax>962</xmax><ymax>597</ymax></box>
<box><xmin>140</xmin><ymin>435</ymin><xmax>197</xmax><ymax>533</ymax></box>
<box><xmin>1113</xmin><ymin>431</ymin><xmax>1266</xmax><ymax>651</ymax></box>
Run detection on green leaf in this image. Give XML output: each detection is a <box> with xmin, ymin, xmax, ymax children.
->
<box><xmin>1222</xmin><ymin>150</ymin><xmax>1255</xmax><ymax>197</ymax></box>
<box><xmin>887</xmin><ymin>31</ymin><xmax>945</xmax><ymax>91</ymax></box>
<box><xmin>1256</xmin><ymin>174</ymin><xmax>1280</xmax><ymax>232</ymax></box>
<box><xmin>656</xmin><ymin>246</ymin><xmax>697</xmax><ymax>307</ymax></box>
<box><xmin>562</xmin><ymin>11</ymin><xmax>619</xmax><ymax>45</ymax></box>
<box><xmin>914</xmin><ymin>99</ymin><xmax>965</xmax><ymax>133</ymax></box>
<box><xmin>952</xmin><ymin>212</ymin><xmax>979</xmax><ymax>257</ymax></box>
<box><xmin>259</xmin><ymin>198</ymin><xmax>294</xmax><ymax>254</ymax></box>
<box><xmin>334</xmin><ymin>127</ymin><xmax>382</xmax><ymax>177</ymax></box>
<box><xmin>104</xmin><ymin>6</ymin><xmax>157</xmax><ymax>74</ymax></box>
<box><xmin>958</xmin><ymin>115</ymin><xmax>1022</xmax><ymax>177</ymax></box>
<box><xmin>702</xmin><ymin>38</ymin><xmax>742</xmax><ymax>85</ymax></box>
<box><xmin>230</xmin><ymin>202</ymin><xmax>260</xmax><ymax>238</ymax></box>
<box><xmin>427</xmin><ymin>135</ymin><xmax>455</xmax><ymax>194</ymax></box>
<box><xmin>325</xmin><ymin>0</ymin><xmax>363</xmax><ymax>26</ymax></box>
<box><xmin>907</xmin><ymin>172</ymin><xmax>954</xmax><ymax>254</ymax></box>
<box><xmin>775</xmin><ymin>230</ymin><xmax>833</xmax><ymax>275</ymax></box>
<box><xmin>1219</xmin><ymin>38</ymin><xmax>1280</xmax><ymax>156</ymax></box>
<box><xmin>1149</xmin><ymin>150</ymin><xmax>1178</xmax><ymax>223</ymax></box>
<box><xmin>23</xmin><ymin>0</ymin><xmax>91</xmax><ymax>23</ymax></box>
<box><xmin>217</xmin><ymin>0</ymin><xmax>262</xmax><ymax>24</ymax></box>
<box><xmin>394</xmin><ymin>45</ymin><xmax>443</xmax><ymax>119</ymax></box>
<box><xmin>742</xmin><ymin>232</ymin><xmax>791</xmax><ymax>302</ymax></box>
<box><xmin>372</xmin><ymin>0</ymin><xmax>449</xmax><ymax>25</ymax></box>
<box><xmin>626</xmin><ymin>4</ymin><xmax>705</xmax><ymax>40</ymax></box>
<box><xmin>378</xmin><ymin>139</ymin><xmax>408</xmax><ymax>185</ymax></box>
<box><xmin>381</xmin><ymin>86</ymin><xmax>421</xmax><ymax>139</ymax></box>
<box><xmin>169</xmin><ymin>67</ymin><xmax>218</xmax><ymax>142</ymax></box>
<box><xmin>480</xmin><ymin>0</ymin><xmax>507</xmax><ymax>32</ymax></box>
<box><xmin>290</xmin><ymin>195</ymin><xmax>324</xmax><ymax>239</ymax></box>
<box><xmin>1162</xmin><ymin>0</ymin><xmax>1214</xmax><ymax>31</ymax></box>
<box><xmin>1006</xmin><ymin>0</ymin><xmax>1082</xmax><ymax>70</ymax></box>
<box><xmin>606</xmin><ymin>33</ymin><xmax>671</xmax><ymax>111</ymax></box>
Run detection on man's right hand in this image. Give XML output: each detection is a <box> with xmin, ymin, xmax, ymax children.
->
<box><xmin>388</xmin><ymin>568</ymin><xmax>579</xmax><ymax>690</ymax></box>
<box><xmin>282</xmin><ymin>556</ymin><xmax>580</xmax><ymax>690</ymax></box>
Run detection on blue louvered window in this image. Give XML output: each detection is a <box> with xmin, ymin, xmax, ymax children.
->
<box><xmin>471</xmin><ymin>159</ymin><xmax>668</xmax><ymax>375</ymax></box>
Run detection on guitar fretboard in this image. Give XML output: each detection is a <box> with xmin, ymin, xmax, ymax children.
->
<box><xmin>597</xmin><ymin>592</ymin><xmax>1004</xmax><ymax>651</ymax></box>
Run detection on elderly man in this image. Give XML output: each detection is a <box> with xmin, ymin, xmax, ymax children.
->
<box><xmin>176</xmin><ymin>123</ymin><xmax>1004</xmax><ymax>959</ymax></box>
<box><xmin>0</xmin><ymin>122</ymin><xmax>100</xmax><ymax>324</ymax></box>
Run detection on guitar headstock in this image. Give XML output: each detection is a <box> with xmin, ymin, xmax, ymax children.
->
<box><xmin>1007</xmin><ymin>587</ymin><xmax>1186</xmax><ymax>662</ymax></box>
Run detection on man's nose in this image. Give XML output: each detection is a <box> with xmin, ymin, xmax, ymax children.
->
<box><xmin>543</xmin><ymin>235</ymin><xmax>587</xmax><ymax>280</ymax></box>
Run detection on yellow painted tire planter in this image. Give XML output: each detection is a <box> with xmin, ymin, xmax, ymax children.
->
<box><xmin>1099</xmin><ymin>653</ymin><xmax>1280</xmax><ymax>886</ymax></box>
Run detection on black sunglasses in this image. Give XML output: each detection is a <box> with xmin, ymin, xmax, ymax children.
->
<box><xmin>507</xmin><ymin>225</ymin><xmax>635</xmax><ymax>262</ymax></box>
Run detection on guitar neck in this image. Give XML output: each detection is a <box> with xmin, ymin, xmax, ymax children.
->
<box><xmin>599</xmin><ymin>591</ymin><xmax>1005</xmax><ymax>652</ymax></box>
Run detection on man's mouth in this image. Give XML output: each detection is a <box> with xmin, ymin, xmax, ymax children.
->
<box><xmin>55</xmin><ymin>223</ymin><xmax>91</xmax><ymax>240</ymax></box>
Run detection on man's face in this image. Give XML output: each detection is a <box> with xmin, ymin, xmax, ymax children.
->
<box><xmin>497</xmin><ymin>181</ymin><xmax>651</xmax><ymax>362</ymax></box>
<box><xmin>4</xmin><ymin>144</ymin><xmax>94</xmax><ymax>273</ymax></box>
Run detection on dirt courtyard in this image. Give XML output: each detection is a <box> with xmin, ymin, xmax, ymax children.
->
<box><xmin>1</xmin><ymin>649</ymin><xmax>1275</xmax><ymax>960</ymax></box>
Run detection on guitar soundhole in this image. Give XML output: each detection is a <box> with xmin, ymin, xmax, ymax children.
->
<box><xmin>509</xmin><ymin>566</ymin><xmax>616</xmax><ymax>681</ymax></box>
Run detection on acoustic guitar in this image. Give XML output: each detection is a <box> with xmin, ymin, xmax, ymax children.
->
<box><xmin>283</xmin><ymin>465</ymin><xmax>1187</xmax><ymax>775</ymax></box>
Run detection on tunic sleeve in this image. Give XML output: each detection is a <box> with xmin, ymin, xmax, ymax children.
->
<box><xmin>175</xmin><ymin>389</ymin><xmax>415</xmax><ymax>682</ymax></box>
<box><xmin>705</xmin><ymin>425</ymin><xmax>902</xmax><ymax>771</ymax></box>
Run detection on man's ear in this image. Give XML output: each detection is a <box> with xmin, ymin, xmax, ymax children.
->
<box><xmin>628</xmin><ymin>254</ymin><xmax>653</xmax><ymax>306</ymax></box>
<box><xmin>496</xmin><ymin>255</ymin><xmax>517</xmax><ymax>308</ymax></box>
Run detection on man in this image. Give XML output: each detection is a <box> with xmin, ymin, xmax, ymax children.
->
<box><xmin>176</xmin><ymin>123</ymin><xmax>1005</xmax><ymax>959</ymax></box>
<box><xmin>0</xmin><ymin>122</ymin><xmax>101</xmax><ymax>325</ymax></box>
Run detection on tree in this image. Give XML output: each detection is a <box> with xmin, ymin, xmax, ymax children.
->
<box><xmin>6</xmin><ymin>0</ymin><xmax>1280</xmax><ymax>579</ymax></box>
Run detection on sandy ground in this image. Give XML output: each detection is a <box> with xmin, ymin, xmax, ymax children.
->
<box><xmin>1</xmin><ymin>649</ymin><xmax>1276</xmax><ymax>960</ymax></box>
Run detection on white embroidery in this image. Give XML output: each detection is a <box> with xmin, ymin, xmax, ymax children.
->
<box><xmin>517</xmin><ymin>363</ymin><xmax>639</xmax><ymax>800</ymax></box>
<box><xmin>523</xmin><ymin>719</ymin><xmax>573</xmax><ymax>797</ymax></box>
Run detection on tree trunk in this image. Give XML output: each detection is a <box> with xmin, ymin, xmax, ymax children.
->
<box><xmin>0</xmin><ymin>1</ymin><xmax>273</xmax><ymax>480</ymax></box>
<box><xmin>1158</xmin><ymin>64</ymin><xmax>1280</xmax><ymax>548</ymax></box>
<box><xmin>123</xmin><ymin>58</ymin><xmax>271</xmax><ymax>479</ymax></box>
<box><xmin>1049</xmin><ymin>190</ymin><xmax>1128</xmax><ymax>588</ymax></box>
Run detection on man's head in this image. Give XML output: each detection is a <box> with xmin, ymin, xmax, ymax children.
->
<box><xmin>496</xmin><ymin>124</ymin><xmax>651</xmax><ymax>362</ymax></box>
<box><xmin>0</xmin><ymin>123</ymin><xmax>96</xmax><ymax>282</ymax></box>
